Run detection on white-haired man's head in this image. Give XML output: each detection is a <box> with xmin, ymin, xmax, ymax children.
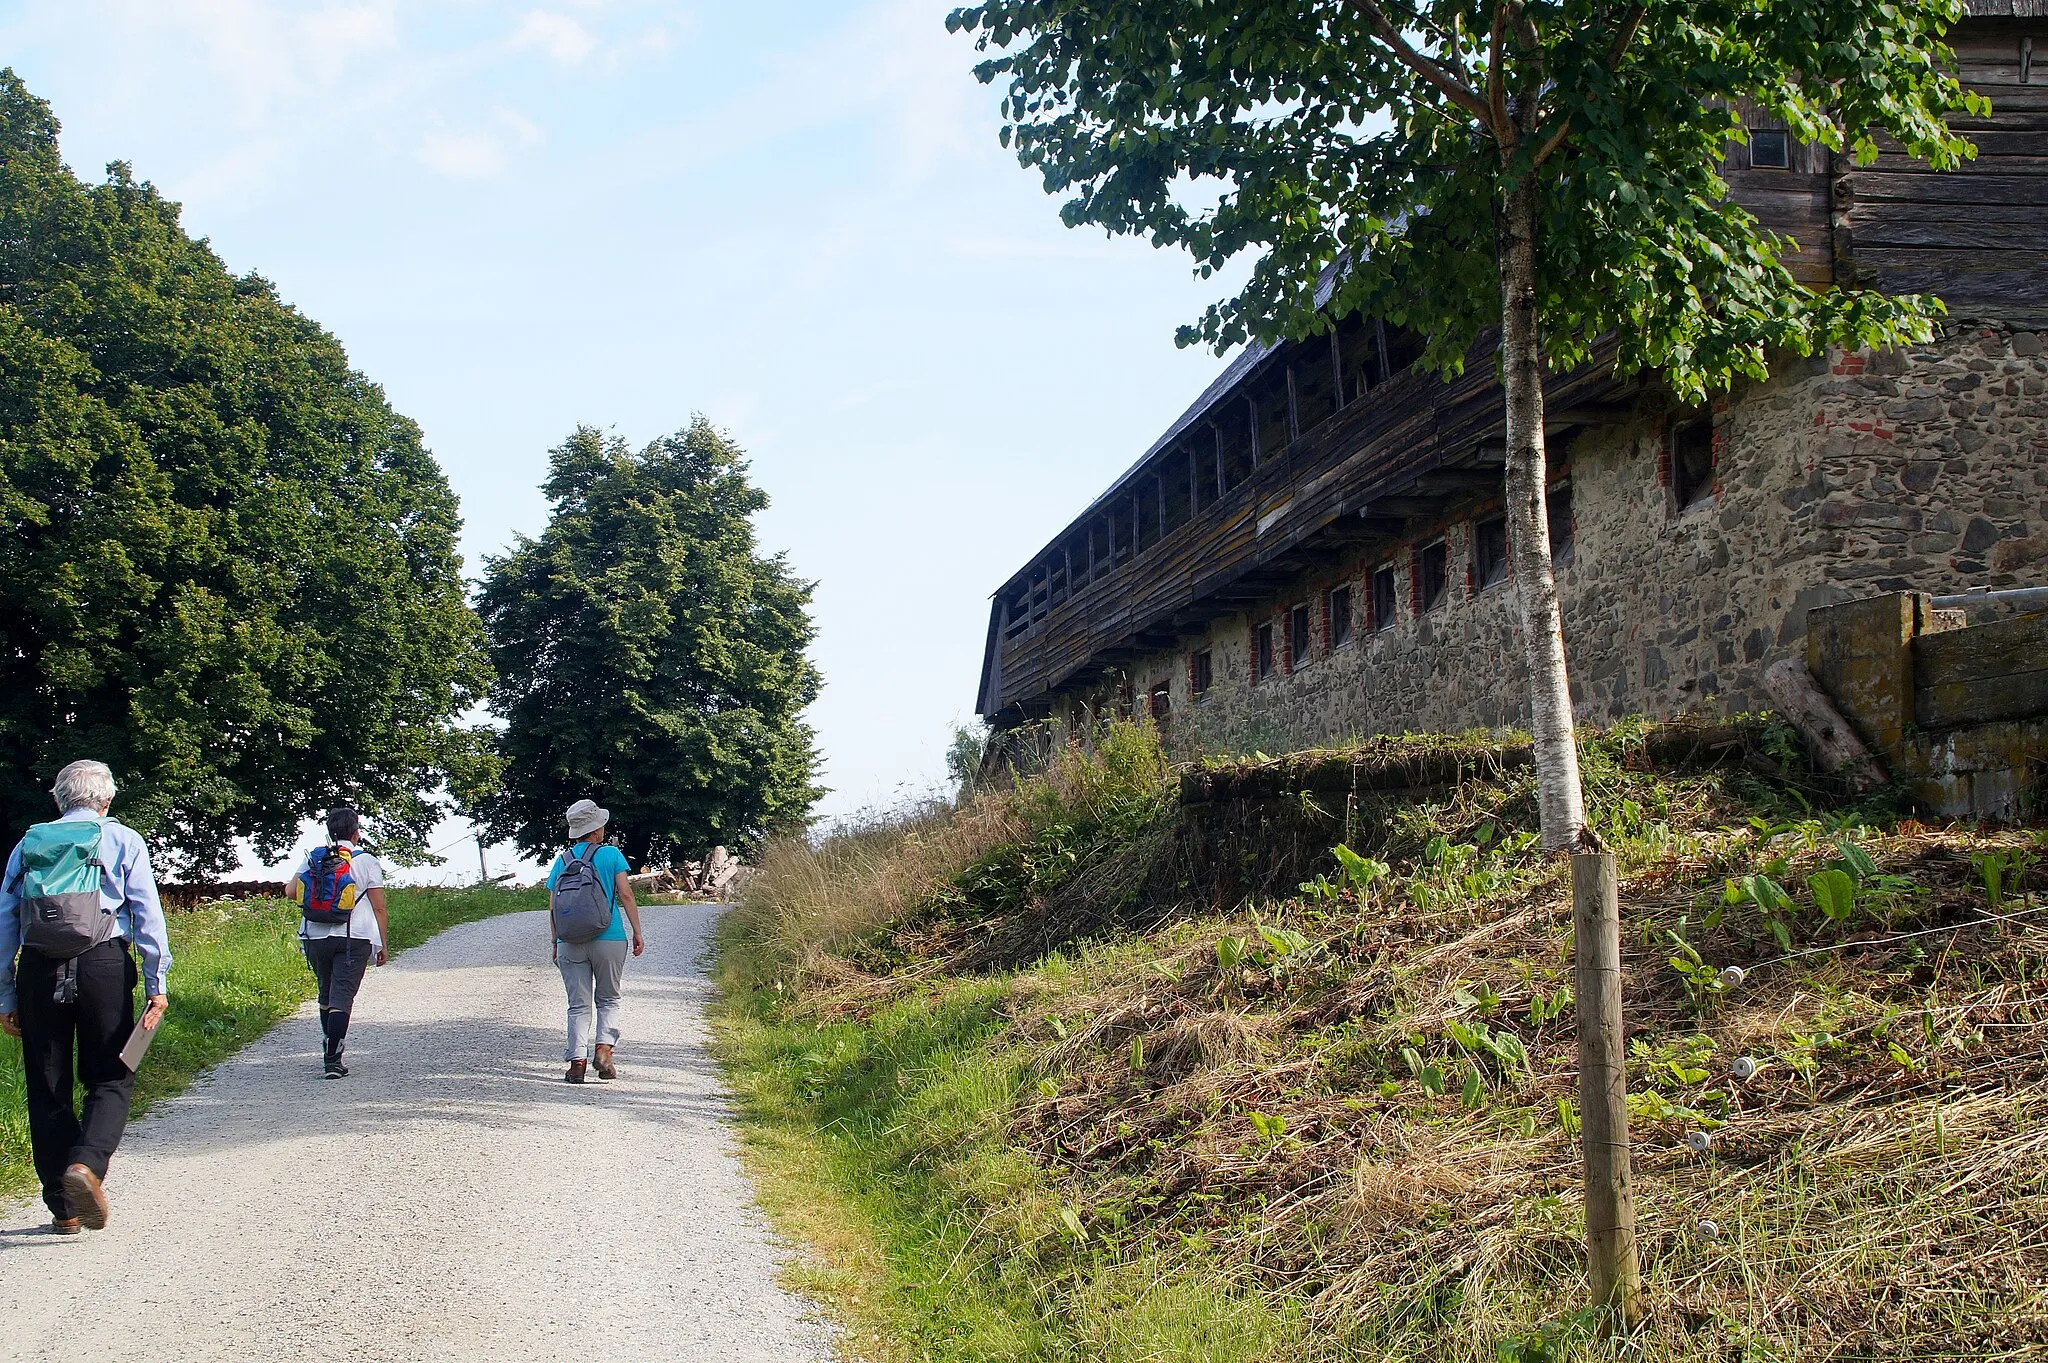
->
<box><xmin>51</xmin><ymin>760</ymin><xmax>117</xmax><ymax>815</ymax></box>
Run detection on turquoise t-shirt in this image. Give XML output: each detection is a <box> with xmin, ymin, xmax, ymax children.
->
<box><xmin>547</xmin><ymin>841</ymin><xmax>632</xmax><ymax>942</ymax></box>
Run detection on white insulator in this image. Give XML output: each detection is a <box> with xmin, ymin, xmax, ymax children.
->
<box><xmin>1731</xmin><ymin>1056</ymin><xmax>1758</xmax><ymax>1081</ymax></box>
<box><xmin>1686</xmin><ymin>1129</ymin><xmax>1715</xmax><ymax>1154</ymax></box>
<box><xmin>1699</xmin><ymin>1219</ymin><xmax>1721</xmax><ymax>1239</ymax></box>
<box><xmin>1718</xmin><ymin>965</ymin><xmax>1747</xmax><ymax>989</ymax></box>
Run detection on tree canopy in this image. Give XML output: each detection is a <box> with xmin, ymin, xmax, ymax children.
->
<box><xmin>474</xmin><ymin>420</ymin><xmax>822</xmax><ymax>867</ymax></box>
<box><xmin>0</xmin><ymin>70</ymin><xmax>491</xmax><ymax>871</ymax></box>
<box><xmin>948</xmin><ymin>0</ymin><xmax>1979</xmax><ymax>392</ymax></box>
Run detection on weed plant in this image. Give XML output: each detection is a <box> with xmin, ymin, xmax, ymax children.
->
<box><xmin>717</xmin><ymin>720</ymin><xmax>2048</xmax><ymax>1362</ymax></box>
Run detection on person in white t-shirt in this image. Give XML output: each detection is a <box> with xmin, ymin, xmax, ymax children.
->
<box><xmin>290</xmin><ymin>805</ymin><xmax>389</xmax><ymax>1079</ymax></box>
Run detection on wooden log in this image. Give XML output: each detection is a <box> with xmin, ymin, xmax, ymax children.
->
<box><xmin>1763</xmin><ymin>658</ymin><xmax>1888</xmax><ymax>793</ymax></box>
<box><xmin>1572</xmin><ymin>852</ymin><xmax>1643</xmax><ymax>1331</ymax></box>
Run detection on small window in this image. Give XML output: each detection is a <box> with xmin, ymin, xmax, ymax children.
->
<box><xmin>1671</xmin><ymin>417</ymin><xmax>1715</xmax><ymax>509</ymax></box>
<box><xmin>1419</xmin><ymin>540</ymin><xmax>1449</xmax><ymax>612</ymax></box>
<box><xmin>1149</xmin><ymin>681</ymin><xmax>1171</xmax><ymax>724</ymax></box>
<box><xmin>1749</xmin><ymin>129</ymin><xmax>1789</xmax><ymax>170</ymax></box>
<box><xmin>1474</xmin><ymin>516</ymin><xmax>1509</xmax><ymax>589</ymax></box>
<box><xmin>1288</xmin><ymin>603</ymin><xmax>1312</xmax><ymax>669</ymax></box>
<box><xmin>1254</xmin><ymin>622</ymin><xmax>1276</xmax><ymax>682</ymax></box>
<box><xmin>1328</xmin><ymin>585</ymin><xmax>1353</xmax><ymax>649</ymax></box>
<box><xmin>1190</xmin><ymin>648</ymin><xmax>1213</xmax><ymax>698</ymax></box>
<box><xmin>1548</xmin><ymin>485</ymin><xmax>1574</xmax><ymax>561</ymax></box>
<box><xmin>1371</xmin><ymin>565</ymin><xmax>1398</xmax><ymax>632</ymax></box>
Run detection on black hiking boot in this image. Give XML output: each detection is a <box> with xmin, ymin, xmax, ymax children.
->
<box><xmin>323</xmin><ymin>1041</ymin><xmax>349</xmax><ymax>1079</ymax></box>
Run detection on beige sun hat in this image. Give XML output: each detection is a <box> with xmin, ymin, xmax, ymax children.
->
<box><xmin>565</xmin><ymin>798</ymin><xmax>610</xmax><ymax>840</ymax></box>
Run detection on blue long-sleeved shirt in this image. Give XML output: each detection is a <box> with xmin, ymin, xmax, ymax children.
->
<box><xmin>0</xmin><ymin>807</ymin><xmax>171</xmax><ymax>1013</ymax></box>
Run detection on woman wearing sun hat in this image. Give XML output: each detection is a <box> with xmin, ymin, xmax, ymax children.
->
<box><xmin>546</xmin><ymin>798</ymin><xmax>645</xmax><ymax>1083</ymax></box>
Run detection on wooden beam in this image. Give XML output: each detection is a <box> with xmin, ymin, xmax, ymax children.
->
<box><xmin>1547</xmin><ymin>402</ymin><xmax>1637</xmax><ymax>426</ymax></box>
<box><xmin>1414</xmin><ymin>469</ymin><xmax>1503</xmax><ymax>494</ymax></box>
<box><xmin>1360</xmin><ymin>495</ymin><xmax>1448</xmax><ymax>516</ymax></box>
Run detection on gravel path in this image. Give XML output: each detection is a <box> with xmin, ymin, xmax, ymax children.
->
<box><xmin>0</xmin><ymin>904</ymin><xmax>836</xmax><ymax>1363</ymax></box>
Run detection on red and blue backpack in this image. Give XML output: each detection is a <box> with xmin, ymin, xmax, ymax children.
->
<box><xmin>291</xmin><ymin>844</ymin><xmax>361</xmax><ymax>926</ymax></box>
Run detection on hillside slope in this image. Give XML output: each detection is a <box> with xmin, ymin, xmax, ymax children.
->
<box><xmin>717</xmin><ymin>721</ymin><xmax>2047</xmax><ymax>1362</ymax></box>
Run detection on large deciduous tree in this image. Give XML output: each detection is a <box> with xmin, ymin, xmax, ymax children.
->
<box><xmin>475</xmin><ymin>420</ymin><xmax>822</xmax><ymax>867</ymax></box>
<box><xmin>946</xmin><ymin>0</ymin><xmax>1978</xmax><ymax>852</ymax></box>
<box><xmin>0</xmin><ymin>71</ymin><xmax>492</xmax><ymax>871</ymax></box>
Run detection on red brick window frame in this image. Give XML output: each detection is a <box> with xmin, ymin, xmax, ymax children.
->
<box><xmin>1370</xmin><ymin>564</ymin><xmax>1398</xmax><ymax>633</ymax></box>
<box><xmin>1473</xmin><ymin>516</ymin><xmax>1509</xmax><ymax>590</ymax></box>
<box><xmin>1417</xmin><ymin>539</ymin><xmax>1449</xmax><ymax>613</ymax></box>
<box><xmin>1327</xmin><ymin>584</ymin><xmax>1353</xmax><ymax>650</ymax></box>
<box><xmin>1287</xmin><ymin>602</ymin><xmax>1312</xmax><ymax>671</ymax></box>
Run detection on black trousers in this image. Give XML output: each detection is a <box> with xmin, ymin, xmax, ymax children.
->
<box><xmin>17</xmin><ymin>939</ymin><xmax>139</xmax><ymax>1218</ymax></box>
<box><xmin>302</xmin><ymin>936</ymin><xmax>373</xmax><ymax>1045</ymax></box>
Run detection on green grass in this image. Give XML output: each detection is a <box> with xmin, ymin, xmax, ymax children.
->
<box><xmin>713</xmin><ymin>966</ymin><xmax>1308</xmax><ymax>1363</ymax></box>
<box><xmin>1</xmin><ymin>883</ymin><xmax>542</xmax><ymax>1201</ymax></box>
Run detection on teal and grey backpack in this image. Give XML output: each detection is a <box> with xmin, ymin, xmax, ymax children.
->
<box><xmin>14</xmin><ymin>819</ymin><xmax>117</xmax><ymax>959</ymax></box>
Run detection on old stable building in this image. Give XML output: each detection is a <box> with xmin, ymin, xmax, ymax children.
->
<box><xmin>976</xmin><ymin>3</ymin><xmax>2048</xmax><ymax>766</ymax></box>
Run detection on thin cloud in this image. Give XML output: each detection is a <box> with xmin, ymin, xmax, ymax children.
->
<box><xmin>511</xmin><ymin>10</ymin><xmax>597</xmax><ymax>65</ymax></box>
<box><xmin>418</xmin><ymin>129</ymin><xmax>507</xmax><ymax>178</ymax></box>
<box><xmin>417</xmin><ymin>108</ymin><xmax>544</xmax><ymax>178</ymax></box>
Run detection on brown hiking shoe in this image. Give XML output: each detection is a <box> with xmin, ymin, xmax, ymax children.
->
<box><xmin>594</xmin><ymin>1044</ymin><xmax>617</xmax><ymax>1081</ymax></box>
<box><xmin>564</xmin><ymin>1058</ymin><xmax>588</xmax><ymax>1084</ymax></box>
<box><xmin>49</xmin><ymin>1217</ymin><xmax>81</xmax><ymax>1236</ymax></box>
<box><xmin>62</xmin><ymin>1165</ymin><xmax>108</xmax><ymax>1230</ymax></box>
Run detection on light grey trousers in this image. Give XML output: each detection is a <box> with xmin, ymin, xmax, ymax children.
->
<box><xmin>556</xmin><ymin>938</ymin><xmax>628</xmax><ymax>1061</ymax></box>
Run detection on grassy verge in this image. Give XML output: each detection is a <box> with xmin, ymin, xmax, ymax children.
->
<box><xmin>1</xmin><ymin>883</ymin><xmax>543</xmax><ymax>1201</ymax></box>
<box><xmin>716</xmin><ymin>720</ymin><xmax>2048</xmax><ymax>1362</ymax></box>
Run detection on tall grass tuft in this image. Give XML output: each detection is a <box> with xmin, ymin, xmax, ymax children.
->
<box><xmin>726</xmin><ymin>719</ymin><xmax>1174</xmax><ymax>989</ymax></box>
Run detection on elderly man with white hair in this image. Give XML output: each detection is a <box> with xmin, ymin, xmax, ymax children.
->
<box><xmin>0</xmin><ymin>759</ymin><xmax>171</xmax><ymax>1235</ymax></box>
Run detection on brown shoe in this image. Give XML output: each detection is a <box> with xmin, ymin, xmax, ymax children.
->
<box><xmin>62</xmin><ymin>1165</ymin><xmax>108</xmax><ymax>1230</ymax></box>
<box><xmin>564</xmin><ymin>1058</ymin><xmax>588</xmax><ymax>1084</ymax></box>
<box><xmin>594</xmin><ymin>1045</ymin><xmax>617</xmax><ymax>1081</ymax></box>
<box><xmin>49</xmin><ymin>1217</ymin><xmax>81</xmax><ymax>1237</ymax></box>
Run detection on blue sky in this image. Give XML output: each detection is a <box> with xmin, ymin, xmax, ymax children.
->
<box><xmin>0</xmin><ymin>0</ymin><xmax>1243</xmax><ymax>879</ymax></box>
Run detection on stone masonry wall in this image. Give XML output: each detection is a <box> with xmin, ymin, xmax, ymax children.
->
<box><xmin>1047</xmin><ymin>324</ymin><xmax>2048</xmax><ymax>758</ymax></box>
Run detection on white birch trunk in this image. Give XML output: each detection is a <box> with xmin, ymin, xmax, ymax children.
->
<box><xmin>1497</xmin><ymin>177</ymin><xmax>1588</xmax><ymax>852</ymax></box>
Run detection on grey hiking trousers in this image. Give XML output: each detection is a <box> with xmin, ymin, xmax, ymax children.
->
<box><xmin>557</xmin><ymin>937</ymin><xmax>628</xmax><ymax>1061</ymax></box>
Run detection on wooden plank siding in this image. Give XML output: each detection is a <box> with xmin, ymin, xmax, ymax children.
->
<box><xmin>1839</xmin><ymin>18</ymin><xmax>2048</xmax><ymax>324</ymax></box>
<box><xmin>980</xmin><ymin>11</ymin><xmax>2048</xmax><ymax>720</ymax></box>
<box><xmin>1915</xmin><ymin>611</ymin><xmax>2048</xmax><ymax>730</ymax></box>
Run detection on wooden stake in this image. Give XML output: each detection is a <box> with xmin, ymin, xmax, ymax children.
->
<box><xmin>1572</xmin><ymin>850</ymin><xmax>1643</xmax><ymax>1330</ymax></box>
